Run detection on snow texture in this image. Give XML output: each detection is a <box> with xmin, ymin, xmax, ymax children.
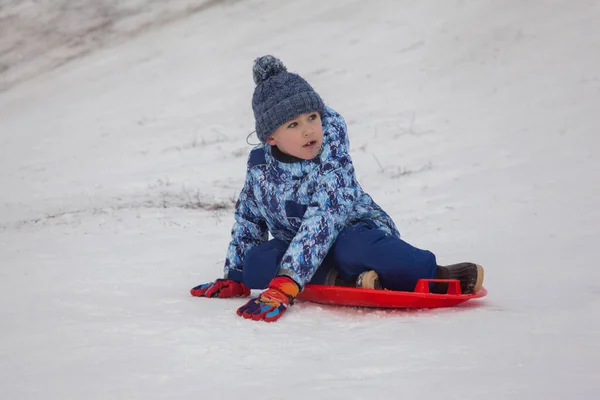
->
<box><xmin>0</xmin><ymin>0</ymin><xmax>222</xmax><ymax>92</ymax></box>
<box><xmin>1</xmin><ymin>0</ymin><xmax>599</xmax><ymax>399</ymax></box>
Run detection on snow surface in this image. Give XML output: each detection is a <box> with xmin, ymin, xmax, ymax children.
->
<box><xmin>1</xmin><ymin>0</ymin><xmax>600</xmax><ymax>399</ymax></box>
<box><xmin>0</xmin><ymin>0</ymin><xmax>218</xmax><ymax>92</ymax></box>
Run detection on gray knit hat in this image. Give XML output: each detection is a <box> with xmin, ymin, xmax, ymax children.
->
<box><xmin>252</xmin><ymin>55</ymin><xmax>325</xmax><ymax>142</ymax></box>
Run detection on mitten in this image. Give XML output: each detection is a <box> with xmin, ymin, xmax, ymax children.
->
<box><xmin>236</xmin><ymin>276</ymin><xmax>299</xmax><ymax>322</ymax></box>
<box><xmin>190</xmin><ymin>279</ymin><xmax>250</xmax><ymax>298</ymax></box>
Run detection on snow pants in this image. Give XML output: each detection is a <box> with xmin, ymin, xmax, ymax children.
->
<box><xmin>241</xmin><ymin>220</ymin><xmax>438</xmax><ymax>292</ymax></box>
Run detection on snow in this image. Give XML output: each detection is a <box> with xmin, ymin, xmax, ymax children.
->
<box><xmin>0</xmin><ymin>0</ymin><xmax>218</xmax><ymax>92</ymax></box>
<box><xmin>1</xmin><ymin>0</ymin><xmax>600</xmax><ymax>398</ymax></box>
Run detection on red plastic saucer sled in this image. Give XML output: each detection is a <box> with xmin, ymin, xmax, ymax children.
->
<box><xmin>296</xmin><ymin>279</ymin><xmax>487</xmax><ymax>309</ymax></box>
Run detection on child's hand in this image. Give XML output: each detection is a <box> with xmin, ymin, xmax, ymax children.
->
<box><xmin>190</xmin><ymin>279</ymin><xmax>250</xmax><ymax>298</ymax></box>
<box><xmin>237</xmin><ymin>276</ymin><xmax>299</xmax><ymax>322</ymax></box>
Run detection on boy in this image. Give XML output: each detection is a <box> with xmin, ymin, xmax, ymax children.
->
<box><xmin>191</xmin><ymin>55</ymin><xmax>484</xmax><ymax>322</ymax></box>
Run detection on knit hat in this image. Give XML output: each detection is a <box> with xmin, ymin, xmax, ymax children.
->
<box><xmin>252</xmin><ymin>55</ymin><xmax>325</xmax><ymax>143</ymax></box>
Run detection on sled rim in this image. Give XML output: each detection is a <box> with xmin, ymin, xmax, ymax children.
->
<box><xmin>297</xmin><ymin>280</ymin><xmax>487</xmax><ymax>309</ymax></box>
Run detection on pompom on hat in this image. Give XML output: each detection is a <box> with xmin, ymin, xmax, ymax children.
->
<box><xmin>251</xmin><ymin>55</ymin><xmax>325</xmax><ymax>143</ymax></box>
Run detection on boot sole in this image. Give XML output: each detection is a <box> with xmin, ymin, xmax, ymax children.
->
<box><xmin>358</xmin><ymin>270</ymin><xmax>382</xmax><ymax>290</ymax></box>
<box><xmin>473</xmin><ymin>264</ymin><xmax>484</xmax><ymax>293</ymax></box>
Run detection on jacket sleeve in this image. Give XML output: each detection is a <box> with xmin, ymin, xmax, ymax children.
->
<box><xmin>223</xmin><ymin>170</ymin><xmax>268</xmax><ymax>281</ymax></box>
<box><xmin>277</xmin><ymin>159</ymin><xmax>358</xmax><ymax>289</ymax></box>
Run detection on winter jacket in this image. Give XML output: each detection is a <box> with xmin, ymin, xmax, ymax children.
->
<box><xmin>224</xmin><ymin>106</ymin><xmax>400</xmax><ymax>288</ymax></box>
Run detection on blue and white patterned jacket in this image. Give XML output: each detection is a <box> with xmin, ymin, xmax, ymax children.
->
<box><xmin>224</xmin><ymin>106</ymin><xmax>400</xmax><ymax>288</ymax></box>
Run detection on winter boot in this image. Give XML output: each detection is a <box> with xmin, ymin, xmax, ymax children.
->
<box><xmin>324</xmin><ymin>268</ymin><xmax>382</xmax><ymax>290</ymax></box>
<box><xmin>432</xmin><ymin>263</ymin><xmax>484</xmax><ymax>294</ymax></box>
<box><xmin>356</xmin><ymin>270</ymin><xmax>383</xmax><ymax>290</ymax></box>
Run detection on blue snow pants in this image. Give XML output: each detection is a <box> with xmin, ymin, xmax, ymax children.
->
<box><xmin>240</xmin><ymin>220</ymin><xmax>438</xmax><ymax>292</ymax></box>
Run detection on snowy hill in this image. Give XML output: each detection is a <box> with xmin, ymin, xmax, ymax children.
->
<box><xmin>0</xmin><ymin>0</ymin><xmax>217</xmax><ymax>92</ymax></box>
<box><xmin>1</xmin><ymin>0</ymin><xmax>599</xmax><ymax>399</ymax></box>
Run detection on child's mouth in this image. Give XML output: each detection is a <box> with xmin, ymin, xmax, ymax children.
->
<box><xmin>303</xmin><ymin>140</ymin><xmax>317</xmax><ymax>148</ymax></box>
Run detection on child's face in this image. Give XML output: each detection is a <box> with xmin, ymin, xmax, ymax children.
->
<box><xmin>266</xmin><ymin>112</ymin><xmax>323</xmax><ymax>159</ymax></box>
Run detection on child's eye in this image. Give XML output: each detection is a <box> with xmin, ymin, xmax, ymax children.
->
<box><xmin>308</xmin><ymin>113</ymin><xmax>318</xmax><ymax>121</ymax></box>
<box><xmin>287</xmin><ymin>122</ymin><xmax>298</xmax><ymax>129</ymax></box>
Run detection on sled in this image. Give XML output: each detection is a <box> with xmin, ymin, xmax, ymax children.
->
<box><xmin>296</xmin><ymin>279</ymin><xmax>487</xmax><ymax>309</ymax></box>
